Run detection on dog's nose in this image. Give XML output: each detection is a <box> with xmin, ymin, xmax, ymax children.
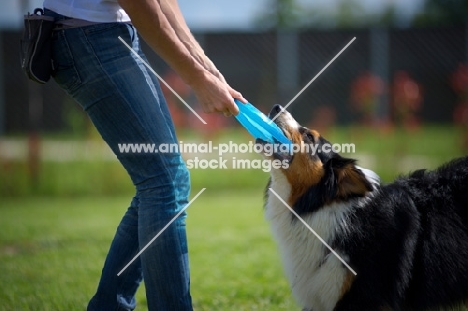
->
<box><xmin>269</xmin><ymin>104</ymin><xmax>284</xmax><ymax>119</ymax></box>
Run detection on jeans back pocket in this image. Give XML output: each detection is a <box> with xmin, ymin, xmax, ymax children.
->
<box><xmin>51</xmin><ymin>29</ymin><xmax>82</xmax><ymax>92</ymax></box>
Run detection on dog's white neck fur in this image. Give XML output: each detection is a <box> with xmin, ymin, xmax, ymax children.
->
<box><xmin>266</xmin><ymin>168</ymin><xmax>377</xmax><ymax>311</ymax></box>
<box><xmin>266</xmin><ymin>109</ymin><xmax>380</xmax><ymax>310</ymax></box>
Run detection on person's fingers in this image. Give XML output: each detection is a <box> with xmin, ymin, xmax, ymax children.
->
<box><xmin>227</xmin><ymin>99</ymin><xmax>240</xmax><ymax>116</ymax></box>
<box><xmin>228</xmin><ymin>86</ymin><xmax>248</xmax><ymax>103</ymax></box>
<box><xmin>216</xmin><ymin>85</ymin><xmax>241</xmax><ymax>116</ymax></box>
<box><xmin>199</xmin><ymin>99</ymin><xmax>238</xmax><ymax>116</ymax></box>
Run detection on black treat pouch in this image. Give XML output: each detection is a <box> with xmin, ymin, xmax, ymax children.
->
<box><xmin>20</xmin><ymin>8</ymin><xmax>55</xmax><ymax>84</ymax></box>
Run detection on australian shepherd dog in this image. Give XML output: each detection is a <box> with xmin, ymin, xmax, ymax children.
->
<box><xmin>260</xmin><ymin>104</ymin><xmax>468</xmax><ymax>311</ymax></box>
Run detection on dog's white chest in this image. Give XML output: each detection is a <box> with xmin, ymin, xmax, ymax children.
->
<box><xmin>266</xmin><ymin>175</ymin><xmax>351</xmax><ymax>311</ymax></box>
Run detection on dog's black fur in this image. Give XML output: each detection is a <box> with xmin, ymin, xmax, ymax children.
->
<box><xmin>331</xmin><ymin>157</ymin><xmax>468</xmax><ymax>310</ymax></box>
<box><xmin>264</xmin><ymin>105</ymin><xmax>468</xmax><ymax>310</ymax></box>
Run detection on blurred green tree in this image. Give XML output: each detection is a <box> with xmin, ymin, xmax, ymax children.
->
<box><xmin>412</xmin><ymin>0</ymin><xmax>468</xmax><ymax>26</ymax></box>
<box><xmin>255</xmin><ymin>0</ymin><xmax>401</xmax><ymax>29</ymax></box>
<box><xmin>335</xmin><ymin>0</ymin><xmax>365</xmax><ymax>28</ymax></box>
<box><xmin>254</xmin><ymin>0</ymin><xmax>305</xmax><ymax>28</ymax></box>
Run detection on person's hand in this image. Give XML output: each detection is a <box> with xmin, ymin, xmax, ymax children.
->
<box><xmin>190</xmin><ymin>70</ymin><xmax>247</xmax><ymax>116</ymax></box>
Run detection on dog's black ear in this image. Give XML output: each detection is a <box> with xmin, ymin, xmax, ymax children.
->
<box><xmin>325</xmin><ymin>156</ymin><xmax>373</xmax><ymax>200</ymax></box>
<box><xmin>294</xmin><ymin>157</ymin><xmax>342</xmax><ymax>214</ymax></box>
<box><xmin>294</xmin><ymin>182</ymin><xmax>330</xmax><ymax>215</ymax></box>
<box><xmin>294</xmin><ymin>156</ymin><xmax>374</xmax><ymax>215</ymax></box>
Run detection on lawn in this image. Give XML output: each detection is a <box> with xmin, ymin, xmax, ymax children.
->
<box><xmin>0</xmin><ymin>125</ymin><xmax>466</xmax><ymax>309</ymax></box>
<box><xmin>0</xmin><ymin>191</ymin><xmax>298</xmax><ymax>311</ymax></box>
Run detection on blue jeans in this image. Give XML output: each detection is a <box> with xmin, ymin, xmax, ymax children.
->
<box><xmin>46</xmin><ymin>10</ymin><xmax>192</xmax><ymax>311</ymax></box>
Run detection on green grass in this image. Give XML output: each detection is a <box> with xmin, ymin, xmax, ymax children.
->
<box><xmin>0</xmin><ymin>191</ymin><xmax>298</xmax><ymax>311</ymax></box>
<box><xmin>1</xmin><ymin>126</ymin><xmax>466</xmax><ymax>309</ymax></box>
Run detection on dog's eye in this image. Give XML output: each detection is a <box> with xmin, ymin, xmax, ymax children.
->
<box><xmin>306</xmin><ymin>132</ymin><xmax>315</xmax><ymax>142</ymax></box>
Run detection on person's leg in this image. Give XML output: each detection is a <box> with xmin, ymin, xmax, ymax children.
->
<box><xmin>50</xmin><ymin>19</ymin><xmax>192</xmax><ymax>310</ymax></box>
<box><xmin>88</xmin><ymin>198</ymin><xmax>143</xmax><ymax>310</ymax></box>
<box><xmin>136</xmin><ymin>162</ymin><xmax>191</xmax><ymax>310</ymax></box>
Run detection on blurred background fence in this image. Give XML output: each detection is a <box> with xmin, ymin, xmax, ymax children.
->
<box><xmin>2</xmin><ymin>26</ymin><xmax>467</xmax><ymax>134</ymax></box>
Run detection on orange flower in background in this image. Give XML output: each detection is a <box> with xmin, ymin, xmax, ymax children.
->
<box><xmin>308</xmin><ymin>105</ymin><xmax>336</xmax><ymax>134</ymax></box>
<box><xmin>450</xmin><ymin>63</ymin><xmax>468</xmax><ymax>126</ymax></box>
<box><xmin>350</xmin><ymin>71</ymin><xmax>385</xmax><ymax>126</ymax></box>
<box><xmin>450</xmin><ymin>63</ymin><xmax>468</xmax><ymax>151</ymax></box>
<box><xmin>391</xmin><ymin>71</ymin><xmax>423</xmax><ymax>130</ymax></box>
<box><xmin>450</xmin><ymin>63</ymin><xmax>468</xmax><ymax>96</ymax></box>
<box><xmin>160</xmin><ymin>70</ymin><xmax>193</xmax><ymax>129</ymax></box>
<box><xmin>453</xmin><ymin>104</ymin><xmax>468</xmax><ymax>126</ymax></box>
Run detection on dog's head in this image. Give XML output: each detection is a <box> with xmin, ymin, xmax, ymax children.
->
<box><xmin>259</xmin><ymin>104</ymin><xmax>374</xmax><ymax>212</ymax></box>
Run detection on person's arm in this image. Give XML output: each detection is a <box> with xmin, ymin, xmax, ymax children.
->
<box><xmin>118</xmin><ymin>0</ymin><xmax>246</xmax><ymax>115</ymax></box>
<box><xmin>159</xmin><ymin>0</ymin><xmax>225</xmax><ymax>82</ymax></box>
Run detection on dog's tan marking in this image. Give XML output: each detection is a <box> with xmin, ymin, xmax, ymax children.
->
<box><xmin>336</xmin><ymin>163</ymin><xmax>373</xmax><ymax>198</ymax></box>
<box><xmin>286</xmin><ymin>164</ymin><xmax>323</xmax><ymax>206</ymax></box>
<box><xmin>339</xmin><ymin>270</ymin><xmax>355</xmax><ymax>299</ymax></box>
<box><xmin>283</xmin><ymin>129</ymin><xmax>324</xmax><ymax>205</ymax></box>
<box><xmin>286</xmin><ymin>161</ymin><xmax>323</xmax><ymax>205</ymax></box>
<box><xmin>309</xmin><ymin>129</ymin><xmax>321</xmax><ymax>141</ymax></box>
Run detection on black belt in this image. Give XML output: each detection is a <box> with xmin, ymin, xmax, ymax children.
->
<box><xmin>53</xmin><ymin>18</ymin><xmax>105</xmax><ymax>30</ymax></box>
